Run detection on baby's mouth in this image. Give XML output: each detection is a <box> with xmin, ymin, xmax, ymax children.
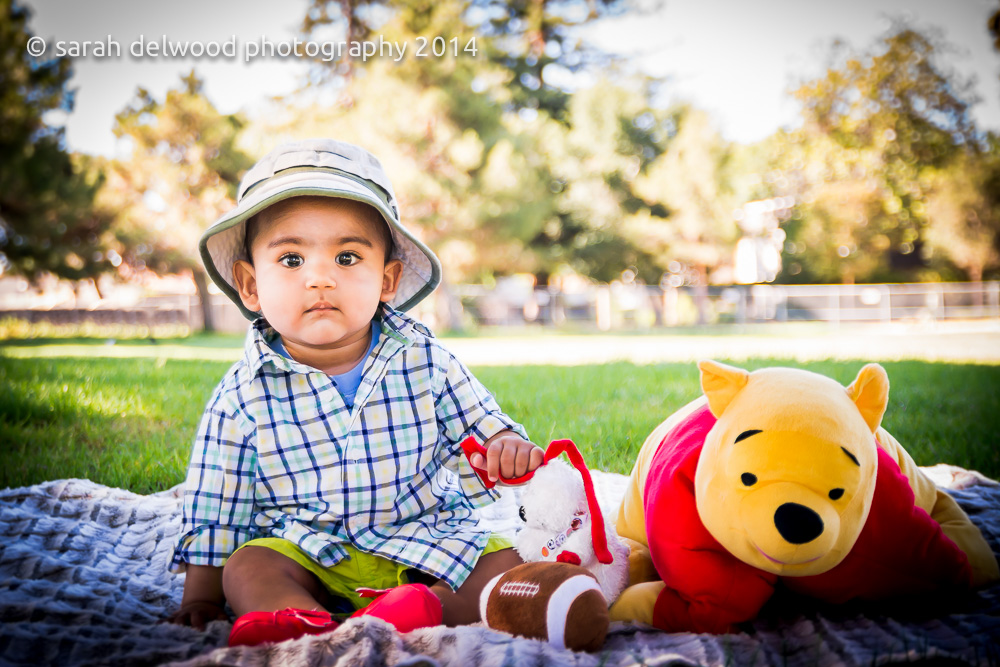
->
<box><xmin>307</xmin><ymin>303</ymin><xmax>337</xmax><ymax>313</ymax></box>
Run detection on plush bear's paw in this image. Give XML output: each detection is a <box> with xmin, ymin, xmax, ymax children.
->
<box><xmin>480</xmin><ymin>561</ymin><xmax>609</xmax><ymax>652</ymax></box>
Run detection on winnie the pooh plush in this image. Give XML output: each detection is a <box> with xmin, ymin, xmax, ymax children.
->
<box><xmin>611</xmin><ymin>360</ymin><xmax>999</xmax><ymax>634</ymax></box>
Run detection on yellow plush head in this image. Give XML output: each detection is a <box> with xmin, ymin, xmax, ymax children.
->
<box><xmin>693</xmin><ymin>360</ymin><xmax>889</xmax><ymax>577</ymax></box>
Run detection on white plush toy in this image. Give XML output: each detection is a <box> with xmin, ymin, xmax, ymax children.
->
<box><xmin>515</xmin><ymin>456</ymin><xmax>630</xmax><ymax>604</ymax></box>
<box><xmin>463</xmin><ymin>438</ymin><xmax>631</xmax><ymax>651</ymax></box>
<box><xmin>463</xmin><ymin>437</ymin><xmax>630</xmax><ymax>605</ymax></box>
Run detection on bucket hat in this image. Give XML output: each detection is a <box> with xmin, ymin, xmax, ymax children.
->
<box><xmin>200</xmin><ymin>139</ymin><xmax>442</xmax><ymax>320</ymax></box>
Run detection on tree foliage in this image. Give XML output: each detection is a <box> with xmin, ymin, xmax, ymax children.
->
<box><xmin>0</xmin><ymin>0</ymin><xmax>112</xmax><ymax>283</ymax></box>
<box><xmin>102</xmin><ymin>72</ymin><xmax>252</xmax><ymax>329</ymax></box>
<box><xmin>776</xmin><ymin>26</ymin><xmax>981</xmax><ymax>283</ymax></box>
<box><xmin>302</xmin><ymin>0</ymin><xmax>625</xmax><ymax>119</ymax></box>
<box><xmin>990</xmin><ymin>2</ymin><xmax>1000</xmax><ymax>53</ymax></box>
<box><xmin>923</xmin><ymin>138</ymin><xmax>1000</xmax><ymax>283</ymax></box>
<box><xmin>629</xmin><ymin>106</ymin><xmax>737</xmax><ymax>283</ymax></box>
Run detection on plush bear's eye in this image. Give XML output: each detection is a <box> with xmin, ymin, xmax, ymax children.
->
<box><xmin>741</xmin><ymin>472</ymin><xmax>757</xmax><ymax>486</ymax></box>
<box><xmin>829</xmin><ymin>488</ymin><xmax>845</xmax><ymax>500</ymax></box>
<box><xmin>519</xmin><ymin>506</ymin><xmax>527</xmax><ymax>522</ymax></box>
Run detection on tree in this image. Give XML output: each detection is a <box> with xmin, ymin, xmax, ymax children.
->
<box><xmin>772</xmin><ymin>126</ymin><xmax>895</xmax><ymax>284</ymax></box>
<box><xmin>507</xmin><ymin>78</ymin><xmax>670</xmax><ymax>284</ymax></box>
<box><xmin>103</xmin><ymin>72</ymin><xmax>252</xmax><ymax>331</ymax></box>
<box><xmin>0</xmin><ymin>0</ymin><xmax>113</xmax><ymax>284</ymax></box>
<box><xmin>630</xmin><ymin>106</ymin><xmax>738</xmax><ymax>285</ymax></box>
<box><xmin>777</xmin><ymin>26</ymin><xmax>979</xmax><ymax>283</ymax></box>
<box><xmin>990</xmin><ymin>2</ymin><xmax>999</xmax><ymax>53</ymax></box>
<box><xmin>463</xmin><ymin>0</ymin><xmax>627</xmax><ymax>121</ymax></box>
<box><xmin>923</xmin><ymin>138</ymin><xmax>1000</xmax><ymax>285</ymax></box>
<box><xmin>302</xmin><ymin>0</ymin><xmax>625</xmax><ymax>120</ymax></box>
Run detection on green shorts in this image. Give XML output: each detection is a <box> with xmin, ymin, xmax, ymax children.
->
<box><xmin>234</xmin><ymin>534</ymin><xmax>513</xmax><ymax>612</ymax></box>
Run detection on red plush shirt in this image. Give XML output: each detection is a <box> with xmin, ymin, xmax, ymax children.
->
<box><xmin>642</xmin><ymin>405</ymin><xmax>973</xmax><ymax>634</ymax></box>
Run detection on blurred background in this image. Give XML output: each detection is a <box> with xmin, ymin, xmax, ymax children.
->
<box><xmin>2</xmin><ymin>0</ymin><xmax>1000</xmax><ymax>335</ymax></box>
<box><xmin>4</xmin><ymin>0</ymin><xmax>1000</xmax><ymax>492</ymax></box>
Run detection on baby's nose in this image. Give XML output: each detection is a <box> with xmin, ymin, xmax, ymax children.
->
<box><xmin>305</xmin><ymin>261</ymin><xmax>337</xmax><ymax>289</ymax></box>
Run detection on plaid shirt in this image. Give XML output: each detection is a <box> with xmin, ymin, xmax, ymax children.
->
<box><xmin>170</xmin><ymin>306</ymin><xmax>526</xmax><ymax>589</ymax></box>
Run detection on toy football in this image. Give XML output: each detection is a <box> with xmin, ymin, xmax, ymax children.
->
<box><xmin>479</xmin><ymin>561</ymin><xmax>609</xmax><ymax>652</ymax></box>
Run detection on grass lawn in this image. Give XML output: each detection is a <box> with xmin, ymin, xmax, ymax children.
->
<box><xmin>2</xmin><ymin>337</ymin><xmax>999</xmax><ymax>494</ymax></box>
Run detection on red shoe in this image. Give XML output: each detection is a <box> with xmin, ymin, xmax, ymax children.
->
<box><xmin>350</xmin><ymin>584</ymin><xmax>443</xmax><ymax>633</ymax></box>
<box><xmin>228</xmin><ymin>607</ymin><xmax>340</xmax><ymax>647</ymax></box>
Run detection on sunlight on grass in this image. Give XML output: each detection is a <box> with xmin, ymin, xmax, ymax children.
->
<box><xmin>4</xmin><ymin>323</ymin><xmax>998</xmax><ymax>367</ymax></box>
<box><xmin>1</xmin><ymin>343</ymin><xmax>243</xmax><ymax>362</ymax></box>
<box><xmin>2</xmin><ymin>346</ymin><xmax>999</xmax><ymax>494</ymax></box>
<box><xmin>1</xmin><ymin>354</ymin><xmax>232</xmax><ymax>493</ymax></box>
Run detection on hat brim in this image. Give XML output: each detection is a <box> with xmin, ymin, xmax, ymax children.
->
<box><xmin>200</xmin><ymin>168</ymin><xmax>442</xmax><ymax>321</ymax></box>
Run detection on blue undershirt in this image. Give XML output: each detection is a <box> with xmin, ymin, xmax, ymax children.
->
<box><xmin>269</xmin><ymin>320</ymin><xmax>380</xmax><ymax>407</ymax></box>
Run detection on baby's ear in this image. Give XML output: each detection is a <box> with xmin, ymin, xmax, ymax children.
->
<box><xmin>380</xmin><ymin>259</ymin><xmax>403</xmax><ymax>302</ymax></box>
<box><xmin>232</xmin><ymin>260</ymin><xmax>260</xmax><ymax>312</ymax></box>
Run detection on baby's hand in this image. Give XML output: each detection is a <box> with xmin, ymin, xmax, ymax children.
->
<box><xmin>168</xmin><ymin>600</ymin><xmax>228</xmax><ymax>630</ymax></box>
<box><xmin>471</xmin><ymin>432</ymin><xmax>544</xmax><ymax>483</ymax></box>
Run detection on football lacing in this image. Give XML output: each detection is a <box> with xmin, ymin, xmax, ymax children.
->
<box><xmin>499</xmin><ymin>581</ymin><xmax>540</xmax><ymax>598</ymax></box>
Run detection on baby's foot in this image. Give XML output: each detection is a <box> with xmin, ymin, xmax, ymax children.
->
<box><xmin>350</xmin><ymin>583</ymin><xmax>443</xmax><ymax>632</ymax></box>
<box><xmin>228</xmin><ymin>607</ymin><xmax>339</xmax><ymax>646</ymax></box>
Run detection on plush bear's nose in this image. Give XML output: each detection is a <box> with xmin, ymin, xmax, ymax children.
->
<box><xmin>773</xmin><ymin>502</ymin><xmax>824</xmax><ymax>544</ymax></box>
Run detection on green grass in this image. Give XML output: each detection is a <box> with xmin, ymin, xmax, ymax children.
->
<box><xmin>2</xmin><ymin>342</ymin><xmax>999</xmax><ymax>494</ymax></box>
<box><xmin>0</xmin><ymin>354</ymin><xmax>232</xmax><ymax>493</ymax></box>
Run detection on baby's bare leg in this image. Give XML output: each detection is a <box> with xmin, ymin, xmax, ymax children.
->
<box><xmin>430</xmin><ymin>547</ymin><xmax>523</xmax><ymax>626</ymax></box>
<box><xmin>223</xmin><ymin>546</ymin><xmax>331</xmax><ymax>617</ymax></box>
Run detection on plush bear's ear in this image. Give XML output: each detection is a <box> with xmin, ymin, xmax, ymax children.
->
<box><xmin>845</xmin><ymin>363</ymin><xmax>889</xmax><ymax>433</ymax></box>
<box><xmin>699</xmin><ymin>360</ymin><xmax>750</xmax><ymax>417</ymax></box>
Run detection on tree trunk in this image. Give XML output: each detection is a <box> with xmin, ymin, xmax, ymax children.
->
<box><xmin>693</xmin><ymin>265</ymin><xmax>709</xmax><ymax>325</ymax></box>
<box><xmin>192</xmin><ymin>267</ymin><xmax>216</xmax><ymax>332</ymax></box>
<box><xmin>435</xmin><ymin>281</ymin><xmax>465</xmax><ymax>333</ymax></box>
<box><xmin>970</xmin><ymin>266</ymin><xmax>983</xmax><ymax>308</ymax></box>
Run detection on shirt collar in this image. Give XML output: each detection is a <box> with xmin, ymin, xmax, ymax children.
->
<box><xmin>378</xmin><ymin>303</ymin><xmax>432</xmax><ymax>344</ymax></box>
<box><xmin>242</xmin><ymin>318</ymin><xmax>287</xmax><ymax>377</ymax></box>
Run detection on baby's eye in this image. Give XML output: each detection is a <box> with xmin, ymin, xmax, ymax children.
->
<box><xmin>336</xmin><ymin>252</ymin><xmax>360</xmax><ymax>266</ymax></box>
<box><xmin>279</xmin><ymin>253</ymin><xmax>303</xmax><ymax>268</ymax></box>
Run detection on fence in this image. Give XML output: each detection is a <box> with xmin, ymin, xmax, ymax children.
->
<box><xmin>454</xmin><ymin>281</ymin><xmax>1000</xmax><ymax>329</ymax></box>
<box><xmin>2</xmin><ymin>281</ymin><xmax>998</xmax><ymax>334</ymax></box>
<box><xmin>0</xmin><ymin>293</ymin><xmax>244</xmax><ymax>335</ymax></box>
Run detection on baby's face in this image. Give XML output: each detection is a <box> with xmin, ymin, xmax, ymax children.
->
<box><xmin>234</xmin><ymin>197</ymin><xmax>401</xmax><ymax>349</ymax></box>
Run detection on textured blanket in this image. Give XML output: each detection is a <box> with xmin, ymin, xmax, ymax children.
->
<box><xmin>1</xmin><ymin>466</ymin><xmax>998</xmax><ymax>667</ymax></box>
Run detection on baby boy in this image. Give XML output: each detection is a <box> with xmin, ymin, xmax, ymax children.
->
<box><xmin>168</xmin><ymin>139</ymin><xmax>543</xmax><ymax>646</ymax></box>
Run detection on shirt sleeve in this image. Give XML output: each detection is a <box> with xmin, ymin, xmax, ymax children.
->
<box><xmin>170</xmin><ymin>387</ymin><xmax>258</xmax><ymax>572</ymax></box>
<box><xmin>434</xmin><ymin>347</ymin><xmax>529</xmax><ymax>506</ymax></box>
